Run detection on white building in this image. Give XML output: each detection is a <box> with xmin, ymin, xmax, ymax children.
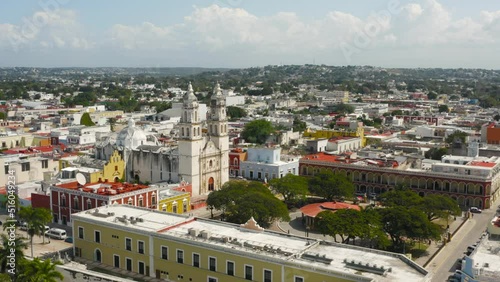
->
<box><xmin>240</xmin><ymin>146</ymin><xmax>299</xmax><ymax>181</ymax></box>
<box><xmin>1</xmin><ymin>154</ymin><xmax>58</xmax><ymax>187</ymax></box>
<box><xmin>66</xmin><ymin>125</ymin><xmax>111</xmax><ymax>145</ymax></box>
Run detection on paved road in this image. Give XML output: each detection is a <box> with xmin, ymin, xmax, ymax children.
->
<box><xmin>428</xmin><ymin>205</ymin><xmax>498</xmax><ymax>282</ymax></box>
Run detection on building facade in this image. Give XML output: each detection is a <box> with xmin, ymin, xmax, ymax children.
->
<box><xmin>50</xmin><ymin>181</ymin><xmax>158</xmax><ymax>225</ymax></box>
<box><xmin>299</xmin><ymin>153</ymin><xmax>500</xmax><ymax>209</ymax></box>
<box><xmin>240</xmin><ymin>147</ymin><xmax>299</xmax><ymax>181</ymax></box>
<box><xmin>72</xmin><ymin>205</ymin><xmax>429</xmax><ymax>282</ymax></box>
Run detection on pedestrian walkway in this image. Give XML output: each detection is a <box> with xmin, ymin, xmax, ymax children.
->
<box><xmin>276</xmin><ymin>210</ymin><xmax>468</xmax><ymax>267</ymax></box>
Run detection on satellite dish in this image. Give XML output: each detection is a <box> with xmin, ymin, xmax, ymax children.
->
<box><xmin>76</xmin><ymin>173</ymin><xmax>87</xmax><ymax>186</ymax></box>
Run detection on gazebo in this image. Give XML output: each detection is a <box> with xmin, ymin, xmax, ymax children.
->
<box><xmin>299</xmin><ymin>202</ymin><xmax>361</xmax><ymax>228</ymax></box>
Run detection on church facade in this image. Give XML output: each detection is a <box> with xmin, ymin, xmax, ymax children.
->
<box><xmin>95</xmin><ymin>82</ymin><xmax>229</xmax><ymax>197</ymax></box>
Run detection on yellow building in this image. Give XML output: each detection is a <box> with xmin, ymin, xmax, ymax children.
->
<box><xmin>304</xmin><ymin>127</ymin><xmax>366</xmax><ymax>147</ymax></box>
<box><xmin>158</xmin><ymin>189</ymin><xmax>191</xmax><ymax>214</ymax></box>
<box><xmin>72</xmin><ymin>205</ymin><xmax>429</xmax><ymax>282</ymax></box>
<box><xmin>59</xmin><ymin>150</ymin><xmax>125</xmax><ymax>183</ymax></box>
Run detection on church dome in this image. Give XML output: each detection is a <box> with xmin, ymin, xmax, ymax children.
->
<box><xmin>116</xmin><ymin>119</ymin><xmax>157</xmax><ymax>149</ymax></box>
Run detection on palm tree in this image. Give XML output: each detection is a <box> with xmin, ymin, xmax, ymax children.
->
<box><xmin>18</xmin><ymin>207</ymin><xmax>52</xmax><ymax>257</ymax></box>
<box><xmin>18</xmin><ymin>258</ymin><xmax>63</xmax><ymax>282</ymax></box>
<box><xmin>0</xmin><ymin>234</ymin><xmax>28</xmax><ymax>273</ymax></box>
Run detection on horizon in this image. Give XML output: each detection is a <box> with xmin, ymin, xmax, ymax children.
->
<box><xmin>1</xmin><ymin>0</ymin><xmax>500</xmax><ymax>69</ymax></box>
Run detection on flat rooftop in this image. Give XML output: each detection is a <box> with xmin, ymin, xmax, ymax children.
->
<box><xmin>470</xmin><ymin>234</ymin><xmax>500</xmax><ymax>281</ymax></box>
<box><xmin>73</xmin><ymin>205</ymin><xmax>429</xmax><ymax>282</ymax></box>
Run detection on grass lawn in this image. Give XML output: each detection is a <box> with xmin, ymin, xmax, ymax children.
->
<box><xmin>408</xmin><ymin>242</ymin><xmax>429</xmax><ymax>258</ymax></box>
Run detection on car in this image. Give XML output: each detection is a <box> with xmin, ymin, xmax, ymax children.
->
<box><xmin>64</xmin><ymin>237</ymin><xmax>73</xmax><ymax>243</ymax></box>
<box><xmin>470</xmin><ymin>207</ymin><xmax>482</xmax><ymax>213</ymax></box>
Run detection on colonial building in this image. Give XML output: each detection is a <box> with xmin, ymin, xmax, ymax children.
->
<box><xmin>239</xmin><ymin>147</ymin><xmax>299</xmax><ymax>181</ymax></box>
<box><xmin>95</xmin><ymin>83</ymin><xmax>229</xmax><ymax>197</ymax></box>
<box><xmin>50</xmin><ymin>180</ymin><xmax>159</xmax><ymax>225</ymax></box>
<box><xmin>72</xmin><ymin>204</ymin><xmax>430</xmax><ymax>282</ymax></box>
<box><xmin>299</xmin><ymin>152</ymin><xmax>500</xmax><ymax>209</ymax></box>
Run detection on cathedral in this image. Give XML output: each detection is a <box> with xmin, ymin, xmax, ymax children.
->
<box><xmin>94</xmin><ymin>82</ymin><xmax>229</xmax><ymax>197</ymax></box>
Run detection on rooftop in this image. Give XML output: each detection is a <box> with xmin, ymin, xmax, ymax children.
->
<box><xmin>72</xmin><ymin>205</ymin><xmax>429</xmax><ymax>282</ymax></box>
<box><xmin>54</xmin><ymin>181</ymin><xmax>153</xmax><ymax>196</ymax></box>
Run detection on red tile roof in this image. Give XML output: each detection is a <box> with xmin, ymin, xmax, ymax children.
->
<box><xmin>56</xmin><ymin>181</ymin><xmax>150</xmax><ymax>195</ymax></box>
<box><xmin>300</xmin><ymin>202</ymin><xmax>361</xmax><ymax>217</ymax></box>
<box><xmin>469</xmin><ymin>161</ymin><xmax>496</xmax><ymax>168</ymax></box>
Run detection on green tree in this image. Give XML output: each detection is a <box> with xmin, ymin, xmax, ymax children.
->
<box><xmin>0</xmin><ymin>234</ymin><xmax>28</xmax><ymax>273</ymax></box>
<box><xmin>379</xmin><ymin>188</ymin><xmax>423</xmax><ymax>208</ymax></box>
<box><xmin>445</xmin><ymin>131</ymin><xmax>468</xmax><ymax>145</ymax></box>
<box><xmin>424</xmin><ymin>147</ymin><xmax>448</xmax><ymax>160</ymax></box>
<box><xmin>18</xmin><ymin>207</ymin><xmax>53</xmax><ymax>257</ymax></box>
<box><xmin>0</xmin><ymin>112</ymin><xmax>5</xmax><ymax>120</ymax></box>
<box><xmin>292</xmin><ymin>117</ymin><xmax>307</xmax><ymax>132</ymax></box>
<box><xmin>391</xmin><ymin>110</ymin><xmax>403</xmax><ymax>116</ymax></box>
<box><xmin>226</xmin><ymin>106</ymin><xmax>247</xmax><ymax>120</ymax></box>
<box><xmin>421</xmin><ymin>194</ymin><xmax>461</xmax><ymax>221</ymax></box>
<box><xmin>427</xmin><ymin>92</ymin><xmax>438</xmax><ymax>100</ymax></box>
<box><xmin>18</xmin><ymin>258</ymin><xmax>63</xmax><ymax>282</ymax></box>
<box><xmin>80</xmin><ymin>112</ymin><xmax>95</xmax><ymax>126</ymax></box>
<box><xmin>269</xmin><ymin>174</ymin><xmax>308</xmax><ymax>205</ymax></box>
<box><xmin>108</xmin><ymin>118</ymin><xmax>117</xmax><ymax>132</ymax></box>
<box><xmin>494</xmin><ymin>114</ymin><xmax>500</xmax><ymax>121</ymax></box>
<box><xmin>308</xmin><ymin>170</ymin><xmax>355</xmax><ymax>201</ymax></box>
<box><xmin>438</xmin><ymin>104</ymin><xmax>449</xmax><ymax>113</ymax></box>
<box><xmin>334</xmin><ymin>103</ymin><xmax>355</xmax><ymax>114</ymax></box>
<box><xmin>241</xmin><ymin>119</ymin><xmax>275</xmax><ymax>144</ymax></box>
<box><xmin>207</xmin><ymin>180</ymin><xmax>290</xmax><ymax>228</ymax></box>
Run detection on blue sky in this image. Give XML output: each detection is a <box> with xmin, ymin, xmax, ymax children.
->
<box><xmin>1</xmin><ymin>0</ymin><xmax>499</xmax><ymax>68</ymax></box>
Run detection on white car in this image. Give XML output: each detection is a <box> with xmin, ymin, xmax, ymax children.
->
<box><xmin>470</xmin><ymin>207</ymin><xmax>482</xmax><ymax>214</ymax></box>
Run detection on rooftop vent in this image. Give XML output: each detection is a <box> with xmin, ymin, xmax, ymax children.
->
<box><xmin>301</xmin><ymin>253</ymin><xmax>333</xmax><ymax>264</ymax></box>
<box><xmin>200</xmin><ymin>230</ymin><xmax>211</xmax><ymax>239</ymax></box>
<box><xmin>188</xmin><ymin>228</ymin><xmax>199</xmax><ymax>237</ymax></box>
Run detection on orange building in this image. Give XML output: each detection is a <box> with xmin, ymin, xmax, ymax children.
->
<box><xmin>484</xmin><ymin>123</ymin><xmax>500</xmax><ymax>145</ymax></box>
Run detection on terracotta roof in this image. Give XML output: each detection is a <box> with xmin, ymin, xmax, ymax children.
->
<box><xmin>300</xmin><ymin>202</ymin><xmax>361</xmax><ymax>217</ymax></box>
<box><xmin>56</xmin><ymin>181</ymin><xmax>151</xmax><ymax>195</ymax></box>
<box><xmin>469</xmin><ymin>161</ymin><xmax>496</xmax><ymax>168</ymax></box>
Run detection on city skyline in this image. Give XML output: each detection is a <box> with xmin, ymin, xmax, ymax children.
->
<box><xmin>1</xmin><ymin>0</ymin><xmax>500</xmax><ymax>69</ymax></box>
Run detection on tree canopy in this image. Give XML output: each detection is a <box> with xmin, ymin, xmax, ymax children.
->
<box><xmin>292</xmin><ymin>117</ymin><xmax>307</xmax><ymax>132</ymax></box>
<box><xmin>206</xmin><ymin>180</ymin><xmax>290</xmax><ymax>228</ymax></box>
<box><xmin>227</xmin><ymin>106</ymin><xmax>247</xmax><ymax>120</ymax></box>
<box><xmin>269</xmin><ymin>174</ymin><xmax>308</xmax><ymax>205</ymax></box>
<box><xmin>80</xmin><ymin>112</ymin><xmax>95</xmax><ymax>126</ymax></box>
<box><xmin>241</xmin><ymin>119</ymin><xmax>275</xmax><ymax>144</ymax></box>
<box><xmin>308</xmin><ymin>170</ymin><xmax>355</xmax><ymax>201</ymax></box>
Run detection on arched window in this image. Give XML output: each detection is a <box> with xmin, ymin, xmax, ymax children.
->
<box><xmin>194</xmin><ymin>111</ymin><xmax>198</xmax><ymax>121</ymax></box>
<box><xmin>61</xmin><ymin>194</ymin><xmax>66</xmax><ymax>207</ymax></box>
<box><xmin>208</xmin><ymin>177</ymin><xmax>215</xmax><ymax>191</ymax></box>
<box><xmin>74</xmin><ymin>197</ymin><xmax>79</xmax><ymax>210</ymax></box>
<box><xmin>184</xmin><ymin>112</ymin><xmax>188</xmax><ymax>122</ymax></box>
<box><xmin>151</xmin><ymin>193</ymin><xmax>156</xmax><ymax>205</ymax></box>
<box><xmin>181</xmin><ymin>128</ymin><xmax>184</xmax><ymax>136</ymax></box>
<box><xmin>95</xmin><ymin>249</ymin><xmax>102</xmax><ymax>262</ymax></box>
<box><xmin>187</xmin><ymin>128</ymin><xmax>190</xmax><ymax>137</ymax></box>
<box><xmin>233</xmin><ymin>158</ymin><xmax>238</xmax><ymax>166</ymax></box>
<box><xmin>128</xmin><ymin>198</ymin><xmax>133</xmax><ymax>205</ymax></box>
<box><xmin>209</xmin><ymin>160</ymin><xmax>213</xmax><ymax>167</ymax></box>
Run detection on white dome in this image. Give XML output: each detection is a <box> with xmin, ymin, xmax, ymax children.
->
<box><xmin>116</xmin><ymin>119</ymin><xmax>157</xmax><ymax>149</ymax></box>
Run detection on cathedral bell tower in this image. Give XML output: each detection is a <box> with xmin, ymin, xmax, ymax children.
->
<box><xmin>207</xmin><ymin>82</ymin><xmax>230</xmax><ymax>188</ymax></box>
<box><xmin>178</xmin><ymin>82</ymin><xmax>203</xmax><ymax>196</ymax></box>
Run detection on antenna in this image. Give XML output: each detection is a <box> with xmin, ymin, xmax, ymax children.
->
<box><xmin>76</xmin><ymin>173</ymin><xmax>87</xmax><ymax>186</ymax></box>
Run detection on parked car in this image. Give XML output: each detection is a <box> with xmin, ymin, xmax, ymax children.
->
<box><xmin>470</xmin><ymin>207</ymin><xmax>482</xmax><ymax>213</ymax></box>
<box><xmin>45</xmin><ymin>228</ymin><xmax>67</xmax><ymax>240</ymax></box>
<box><xmin>64</xmin><ymin>237</ymin><xmax>73</xmax><ymax>243</ymax></box>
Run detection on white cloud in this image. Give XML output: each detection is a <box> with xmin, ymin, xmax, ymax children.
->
<box><xmin>0</xmin><ymin>9</ymin><xmax>93</xmax><ymax>51</ymax></box>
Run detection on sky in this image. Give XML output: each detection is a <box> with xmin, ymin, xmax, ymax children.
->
<box><xmin>0</xmin><ymin>0</ymin><xmax>500</xmax><ymax>69</ymax></box>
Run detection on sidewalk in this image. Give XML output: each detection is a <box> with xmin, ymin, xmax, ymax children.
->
<box><xmin>275</xmin><ymin>210</ymin><xmax>468</xmax><ymax>267</ymax></box>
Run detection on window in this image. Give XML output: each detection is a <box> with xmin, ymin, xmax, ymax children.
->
<box><xmin>183</xmin><ymin>202</ymin><xmax>188</xmax><ymax>213</ymax></box>
<box><xmin>138</xmin><ymin>241</ymin><xmax>144</xmax><ymax>254</ymax></box>
<box><xmin>114</xmin><ymin>255</ymin><xmax>120</xmax><ymax>268</ymax></box>
<box><xmin>4</xmin><ymin>165</ymin><xmax>8</xmax><ymax>175</ymax></box>
<box><xmin>193</xmin><ymin>253</ymin><xmax>200</xmax><ymax>268</ymax></box>
<box><xmin>78</xmin><ymin>227</ymin><xmax>84</xmax><ymax>239</ymax></box>
<box><xmin>128</xmin><ymin>198</ymin><xmax>133</xmax><ymax>205</ymax></box>
<box><xmin>249</xmin><ymin>171</ymin><xmax>254</xmax><ymax>178</ymax></box>
<box><xmin>177</xmin><ymin>250</ymin><xmax>184</xmax><ymax>263</ymax></box>
<box><xmin>138</xmin><ymin>196</ymin><xmax>143</xmax><ymax>207</ymax></box>
<box><xmin>74</xmin><ymin>197</ymin><xmax>79</xmax><ymax>210</ymax></box>
<box><xmin>226</xmin><ymin>261</ymin><xmax>234</xmax><ymax>276</ymax></box>
<box><xmin>161</xmin><ymin>246</ymin><xmax>168</xmax><ymax>260</ymax></box>
<box><xmin>209</xmin><ymin>257</ymin><xmax>216</xmax><ymax>271</ymax></box>
<box><xmin>21</xmin><ymin>162</ymin><xmax>30</xmax><ymax>171</ymax></box>
<box><xmin>41</xmin><ymin>159</ymin><xmax>48</xmax><ymax>169</ymax></box>
<box><xmin>208</xmin><ymin>277</ymin><xmax>218</xmax><ymax>282</ymax></box>
<box><xmin>94</xmin><ymin>231</ymin><xmax>101</xmax><ymax>243</ymax></box>
<box><xmin>125</xmin><ymin>238</ymin><xmax>132</xmax><ymax>251</ymax></box>
<box><xmin>126</xmin><ymin>258</ymin><xmax>132</xmax><ymax>271</ymax></box>
<box><xmin>245</xmin><ymin>265</ymin><xmax>253</xmax><ymax>280</ymax></box>
<box><xmin>172</xmin><ymin>204</ymin><xmax>177</xmax><ymax>214</ymax></box>
<box><xmin>115</xmin><ymin>165</ymin><xmax>118</xmax><ymax>171</ymax></box>
<box><xmin>264</xmin><ymin>269</ymin><xmax>272</xmax><ymax>282</ymax></box>
<box><xmin>151</xmin><ymin>194</ymin><xmax>156</xmax><ymax>205</ymax></box>
<box><xmin>87</xmin><ymin>199</ymin><xmax>92</xmax><ymax>210</ymax></box>
<box><xmin>294</xmin><ymin>276</ymin><xmax>304</xmax><ymax>282</ymax></box>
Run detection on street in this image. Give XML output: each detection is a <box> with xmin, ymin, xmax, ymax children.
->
<box><xmin>428</xmin><ymin>206</ymin><xmax>497</xmax><ymax>282</ymax></box>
